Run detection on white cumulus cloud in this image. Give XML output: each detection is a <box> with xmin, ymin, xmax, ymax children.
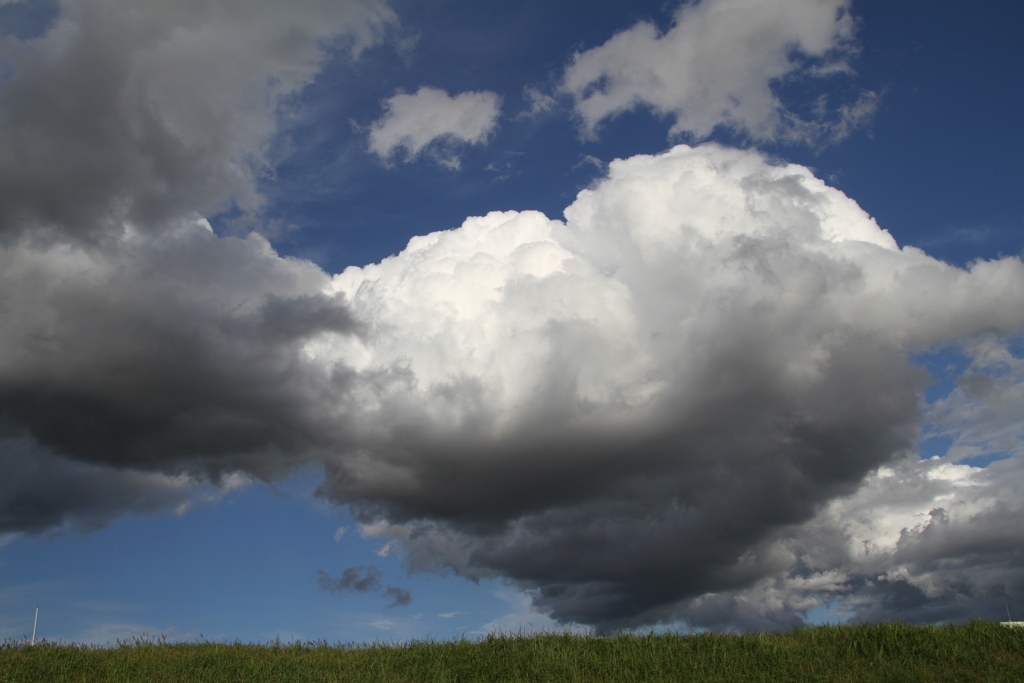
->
<box><xmin>367</xmin><ymin>86</ymin><xmax>502</xmax><ymax>168</ymax></box>
<box><xmin>561</xmin><ymin>0</ymin><xmax>875</xmax><ymax>143</ymax></box>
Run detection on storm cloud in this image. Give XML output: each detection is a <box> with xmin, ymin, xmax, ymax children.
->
<box><xmin>1</xmin><ymin>0</ymin><xmax>1022</xmax><ymax>633</ymax></box>
<box><xmin>0</xmin><ymin>436</ymin><xmax>207</xmax><ymax>536</ymax></box>
<box><xmin>319</xmin><ymin>145</ymin><xmax>1024</xmax><ymax>629</ymax></box>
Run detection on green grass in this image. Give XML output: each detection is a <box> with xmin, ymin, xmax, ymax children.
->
<box><xmin>2</xmin><ymin>621</ymin><xmax>1022</xmax><ymax>682</ymax></box>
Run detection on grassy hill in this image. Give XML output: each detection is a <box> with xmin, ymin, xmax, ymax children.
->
<box><xmin>2</xmin><ymin>620</ymin><xmax>1022</xmax><ymax>682</ymax></box>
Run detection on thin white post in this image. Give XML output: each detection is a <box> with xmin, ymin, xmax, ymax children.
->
<box><xmin>30</xmin><ymin>606</ymin><xmax>38</xmax><ymax>646</ymax></box>
<box><xmin>1003</xmin><ymin>603</ymin><xmax>1024</xmax><ymax>628</ymax></box>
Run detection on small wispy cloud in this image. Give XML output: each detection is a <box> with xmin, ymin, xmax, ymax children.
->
<box><xmin>316</xmin><ymin>566</ymin><xmax>382</xmax><ymax>593</ymax></box>
<box><xmin>573</xmin><ymin>154</ymin><xmax>604</xmax><ymax>172</ymax></box>
<box><xmin>375</xmin><ymin>540</ymin><xmax>399</xmax><ymax>558</ymax></box>
<box><xmin>517</xmin><ymin>86</ymin><xmax>557</xmax><ymax>119</ymax></box>
<box><xmin>315</xmin><ymin>566</ymin><xmax>411</xmax><ymax>608</ymax></box>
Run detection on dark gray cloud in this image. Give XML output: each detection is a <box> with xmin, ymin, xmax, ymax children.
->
<box><xmin>0</xmin><ymin>436</ymin><xmax>205</xmax><ymax>535</ymax></box>
<box><xmin>0</xmin><ymin>0</ymin><xmax>394</xmax><ymax>245</ymax></box>
<box><xmin>1</xmin><ymin>0</ymin><xmax>1023</xmax><ymax>635</ymax></box>
<box><xmin>0</xmin><ymin>0</ymin><xmax>386</xmax><ymax>534</ymax></box>
<box><xmin>0</xmin><ymin>222</ymin><xmax>360</xmax><ymax>482</ymax></box>
<box><xmin>341</xmin><ymin>336</ymin><xmax>925</xmax><ymax>630</ymax></box>
<box><xmin>315</xmin><ymin>566</ymin><xmax>411</xmax><ymax>607</ymax></box>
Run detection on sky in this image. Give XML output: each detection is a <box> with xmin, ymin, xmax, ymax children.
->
<box><xmin>0</xmin><ymin>0</ymin><xmax>1022</xmax><ymax>646</ymax></box>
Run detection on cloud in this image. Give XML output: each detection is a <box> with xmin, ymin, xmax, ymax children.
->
<box><xmin>315</xmin><ymin>566</ymin><xmax>411</xmax><ymax>607</ymax></box>
<box><xmin>367</xmin><ymin>86</ymin><xmax>501</xmax><ymax>168</ymax></box>
<box><xmin>573</xmin><ymin>154</ymin><xmax>605</xmax><ymax>172</ymax></box>
<box><xmin>0</xmin><ymin>0</ymin><xmax>395</xmax><ymax>244</ymax></box>
<box><xmin>560</xmin><ymin>0</ymin><xmax>875</xmax><ymax>143</ymax></box>
<box><xmin>676</xmin><ymin>440</ymin><xmax>1024</xmax><ymax>630</ymax></box>
<box><xmin>316</xmin><ymin>566</ymin><xmax>383</xmax><ymax>593</ymax></box>
<box><xmin>324</xmin><ymin>144</ymin><xmax>1024</xmax><ymax>630</ymax></box>
<box><xmin>517</xmin><ymin>86</ymin><xmax>556</xmax><ymax>119</ymax></box>
<box><xmin>0</xmin><ymin>437</ymin><xmax>203</xmax><ymax>535</ymax></box>
<box><xmin>0</xmin><ymin>0</ymin><xmax>384</xmax><ymax>533</ymax></box>
<box><xmin>384</xmin><ymin>585</ymin><xmax>412</xmax><ymax>607</ymax></box>
<box><xmin>927</xmin><ymin>337</ymin><xmax>1024</xmax><ymax>465</ymax></box>
<box><xmin>0</xmin><ymin>217</ymin><xmax>359</xmax><ymax>487</ymax></box>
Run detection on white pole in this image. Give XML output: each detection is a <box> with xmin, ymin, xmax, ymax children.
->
<box><xmin>30</xmin><ymin>606</ymin><xmax>38</xmax><ymax>646</ymax></box>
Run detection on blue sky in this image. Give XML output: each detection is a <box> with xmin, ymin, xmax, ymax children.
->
<box><xmin>1</xmin><ymin>0</ymin><xmax>1023</xmax><ymax>645</ymax></box>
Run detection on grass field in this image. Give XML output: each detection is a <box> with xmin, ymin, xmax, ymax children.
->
<box><xmin>2</xmin><ymin>621</ymin><xmax>1022</xmax><ymax>682</ymax></box>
